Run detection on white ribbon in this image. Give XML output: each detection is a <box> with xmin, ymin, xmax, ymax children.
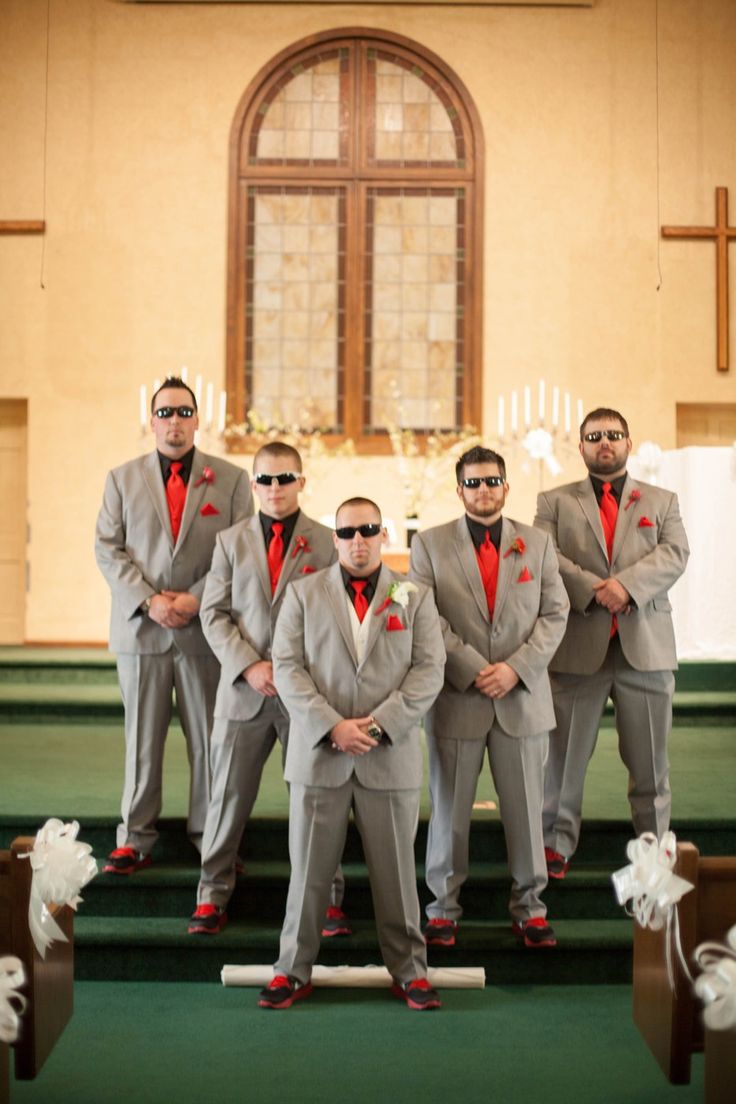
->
<box><xmin>521</xmin><ymin>428</ymin><xmax>562</xmax><ymax>476</ymax></box>
<box><xmin>0</xmin><ymin>955</ymin><xmax>27</xmax><ymax>1044</ymax></box>
<box><xmin>20</xmin><ymin>819</ymin><xmax>97</xmax><ymax>959</ymax></box>
<box><xmin>694</xmin><ymin>924</ymin><xmax>736</xmax><ymax>1031</ymax></box>
<box><xmin>611</xmin><ymin>831</ymin><xmax>694</xmax><ymax>987</ymax></box>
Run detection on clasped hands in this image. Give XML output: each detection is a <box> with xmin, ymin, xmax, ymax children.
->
<box><xmin>592</xmin><ymin>577</ymin><xmax>631</xmax><ymax>615</ymax></box>
<box><xmin>147</xmin><ymin>590</ymin><xmax>200</xmax><ymax>629</ymax></box>
<box><xmin>330</xmin><ymin>717</ymin><xmax>380</xmax><ymax>756</ymax></box>
<box><xmin>475</xmin><ymin>661</ymin><xmax>519</xmax><ymax>700</ymax></box>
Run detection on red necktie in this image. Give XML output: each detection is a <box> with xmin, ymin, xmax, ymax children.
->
<box><xmin>350</xmin><ymin>579</ymin><xmax>369</xmax><ymax>623</ymax></box>
<box><xmin>166</xmin><ymin>461</ymin><xmax>186</xmax><ymax>542</ymax></box>
<box><xmin>475</xmin><ymin>530</ymin><xmax>499</xmax><ymax>617</ymax></box>
<box><xmin>599</xmin><ymin>482</ymin><xmax>619</xmax><ymax>636</ymax></box>
<box><xmin>267</xmin><ymin>522</ymin><xmax>284</xmax><ymax>594</ymax></box>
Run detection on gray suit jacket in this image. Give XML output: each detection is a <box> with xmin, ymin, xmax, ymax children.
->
<box><xmin>200</xmin><ymin>512</ymin><xmax>337</xmax><ymax>721</ymax></box>
<box><xmin>272</xmin><ymin>562</ymin><xmax>445</xmax><ymax>790</ymax></box>
<box><xmin>534</xmin><ymin>474</ymin><xmax>689</xmax><ymax>674</ymax></box>
<box><xmin>409</xmin><ymin>516</ymin><xmax>569</xmax><ymax>740</ymax></box>
<box><xmin>95</xmin><ymin>449</ymin><xmax>253</xmax><ymax>655</ymax></box>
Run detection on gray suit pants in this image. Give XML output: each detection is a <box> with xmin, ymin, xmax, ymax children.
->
<box><xmin>116</xmin><ymin>649</ymin><xmax>219</xmax><ymax>855</ymax></box>
<box><xmin>543</xmin><ymin>636</ymin><xmax>673</xmax><ymax>859</ymax></box>
<box><xmin>425</xmin><ymin>723</ymin><xmax>549</xmax><ymax>923</ymax></box>
<box><xmin>276</xmin><ymin>778</ymin><xmax>427</xmax><ymax>986</ymax></box>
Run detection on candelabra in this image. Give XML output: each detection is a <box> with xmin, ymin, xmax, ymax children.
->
<box><xmin>495</xmin><ymin>383</ymin><xmax>585</xmax><ymax>489</ymax></box>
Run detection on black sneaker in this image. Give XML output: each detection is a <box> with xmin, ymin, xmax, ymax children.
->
<box><xmin>544</xmin><ymin>847</ymin><xmax>570</xmax><ymax>880</ymax></box>
<box><xmin>188</xmin><ymin>904</ymin><xmax>228</xmax><ymax>935</ymax></box>
<box><xmin>103</xmin><ymin>847</ymin><xmax>152</xmax><ymax>875</ymax></box>
<box><xmin>391</xmin><ymin>978</ymin><xmax>441</xmax><ymax>1010</ymax></box>
<box><xmin>512</xmin><ymin>917</ymin><xmax>557</xmax><ymax>948</ymax></box>
<box><xmin>423</xmin><ymin>918</ymin><xmax>457</xmax><ymax>946</ymax></box>
<box><xmin>258</xmin><ymin>975</ymin><xmax>313</xmax><ymax>1010</ymax></box>
<box><xmin>321</xmin><ymin>907</ymin><xmax>352</xmax><ymax>937</ymax></box>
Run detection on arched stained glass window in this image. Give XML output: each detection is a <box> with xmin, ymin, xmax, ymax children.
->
<box><xmin>226</xmin><ymin>29</ymin><xmax>484</xmax><ymax>451</ymax></box>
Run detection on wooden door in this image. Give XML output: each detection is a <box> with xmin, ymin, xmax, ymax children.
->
<box><xmin>0</xmin><ymin>400</ymin><xmax>28</xmax><ymax>643</ymax></box>
<box><xmin>676</xmin><ymin>403</ymin><xmax>736</xmax><ymax>446</ymax></box>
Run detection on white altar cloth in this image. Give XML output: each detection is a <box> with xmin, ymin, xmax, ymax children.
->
<box><xmin>627</xmin><ymin>446</ymin><xmax>736</xmax><ymax>661</ymax></box>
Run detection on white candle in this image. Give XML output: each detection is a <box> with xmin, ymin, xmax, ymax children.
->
<box><xmin>139</xmin><ymin>384</ymin><xmax>147</xmax><ymax>428</ymax></box>
<box><xmin>218</xmin><ymin>391</ymin><xmax>227</xmax><ymax>435</ymax></box>
<box><xmin>538</xmin><ymin>380</ymin><xmax>545</xmax><ymax>422</ymax></box>
<box><xmin>205</xmin><ymin>382</ymin><xmax>214</xmax><ymax>428</ymax></box>
<box><xmin>194</xmin><ymin>374</ymin><xmax>203</xmax><ymax>410</ymax></box>
<box><xmin>523</xmin><ymin>386</ymin><xmax>531</xmax><ymax>429</ymax></box>
<box><xmin>577</xmin><ymin>398</ymin><xmax>584</xmax><ymax>430</ymax></box>
<box><xmin>510</xmin><ymin>391</ymin><xmax>518</xmax><ymax>434</ymax></box>
<box><xmin>552</xmin><ymin>386</ymin><xmax>560</xmax><ymax>428</ymax></box>
<box><xmin>564</xmin><ymin>392</ymin><xmax>571</xmax><ymax>434</ymax></box>
<box><xmin>180</xmin><ymin>365</ymin><xmax>188</xmax><ymax>382</ymax></box>
<box><xmin>497</xmin><ymin>396</ymin><xmax>505</xmax><ymax>440</ymax></box>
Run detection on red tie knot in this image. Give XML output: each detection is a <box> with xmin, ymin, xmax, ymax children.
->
<box><xmin>271</xmin><ymin>521</ymin><xmax>284</xmax><ymax>538</ymax></box>
<box><xmin>350</xmin><ymin>579</ymin><xmax>367</xmax><ymax>596</ymax></box>
<box><xmin>602</xmin><ymin>482</ymin><xmax>612</xmax><ymax>494</ymax></box>
<box><xmin>170</xmin><ymin>462</ymin><xmax>183</xmax><ymax>476</ymax></box>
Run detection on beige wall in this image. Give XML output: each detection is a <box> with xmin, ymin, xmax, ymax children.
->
<box><xmin>1</xmin><ymin>0</ymin><xmax>735</xmax><ymax>642</ymax></box>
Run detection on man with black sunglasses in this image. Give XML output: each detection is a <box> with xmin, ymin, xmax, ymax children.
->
<box><xmin>96</xmin><ymin>376</ymin><xmax>253</xmax><ymax>875</ymax></box>
<box><xmin>409</xmin><ymin>446</ymin><xmax>569</xmax><ymax>948</ymax></box>
<box><xmin>188</xmin><ymin>442</ymin><xmax>339</xmax><ymax>936</ymax></box>
<box><xmin>534</xmin><ymin>407</ymin><xmax>689</xmax><ymax>879</ymax></box>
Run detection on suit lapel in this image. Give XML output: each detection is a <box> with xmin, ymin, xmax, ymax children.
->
<box><xmin>274</xmin><ymin>513</ymin><xmax>312</xmax><ymax>599</ymax></box>
<box><xmin>611</xmin><ymin>473</ymin><xmax>637</xmax><ymax>565</ymax></box>
<box><xmin>245</xmin><ymin>518</ymin><xmax>272</xmax><ymax>603</ymax></box>
<box><xmin>454</xmin><ymin>518</ymin><xmax>489</xmax><ymax>623</ymax></box>
<box><xmin>492</xmin><ymin>518</ymin><xmax>516</xmax><ymax>619</ymax></box>
<box><xmin>324</xmin><ymin>564</ymin><xmax>359</xmax><ymax>667</ymax></box>
<box><xmin>576</xmin><ymin>479</ymin><xmax>609</xmax><ymax>561</ymax></box>
<box><xmin>176</xmin><ymin>449</ymin><xmax>208</xmax><ymax>550</ymax></box>
<box><xmin>142</xmin><ymin>452</ymin><xmax>174</xmax><ymax>549</ymax></box>
<box><xmin>359</xmin><ymin>564</ymin><xmax>393</xmax><ymax>670</ymax></box>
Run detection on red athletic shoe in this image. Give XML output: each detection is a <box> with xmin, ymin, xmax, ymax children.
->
<box><xmin>321</xmin><ymin>906</ymin><xmax>352</xmax><ymax>937</ymax></box>
<box><xmin>423</xmin><ymin>918</ymin><xmax>458</xmax><ymax>946</ymax></box>
<box><xmin>188</xmin><ymin>904</ymin><xmax>228</xmax><ymax>935</ymax></box>
<box><xmin>544</xmin><ymin>847</ymin><xmax>570</xmax><ymax>880</ymax></box>
<box><xmin>391</xmin><ymin>978</ymin><xmax>441</xmax><ymax>1011</ymax></box>
<box><xmin>103</xmin><ymin>847</ymin><xmax>152</xmax><ymax>875</ymax></box>
<box><xmin>512</xmin><ymin>917</ymin><xmax>557</xmax><ymax>948</ymax></box>
<box><xmin>258</xmin><ymin>975</ymin><xmax>313</xmax><ymax>1010</ymax></box>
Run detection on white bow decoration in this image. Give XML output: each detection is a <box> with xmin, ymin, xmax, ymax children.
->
<box><xmin>694</xmin><ymin>925</ymin><xmax>736</xmax><ymax>1031</ymax></box>
<box><xmin>634</xmin><ymin>440</ymin><xmax>663</xmax><ymax>484</ymax></box>
<box><xmin>21</xmin><ymin>819</ymin><xmax>97</xmax><ymax>958</ymax></box>
<box><xmin>0</xmin><ymin>956</ymin><xmax>27</xmax><ymax>1044</ymax></box>
<box><xmin>611</xmin><ymin>832</ymin><xmax>694</xmax><ymax>987</ymax></box>
<box><xmin>521</xmin><ymin>428</ymin><xmax>563</xmax><ymax>476</ymax></box>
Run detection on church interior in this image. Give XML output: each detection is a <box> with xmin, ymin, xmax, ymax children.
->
<box><xmin>1</xmin><ymin>0</ymin><xmax>735</xmax><ymax>1101</ymax></box>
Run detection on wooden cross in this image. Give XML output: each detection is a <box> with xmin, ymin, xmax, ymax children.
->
<box><xmin>661</xmin><ymin>186</ymin><xmax>736</xmax><ymax>373</ymax></box>
<box><xmin>0</xmin><ymin>221</ymin><xmax>45</xmax><ymax>234</ymax></box>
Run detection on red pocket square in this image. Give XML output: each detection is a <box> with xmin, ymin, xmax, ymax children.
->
<box><xmin>517</xmin><ymin>566</ymin><xmax>533</xmax><ymax>583</ymax></box>
<box><xmin>200</xmin><ymin>503</ymin><xmax>220</xmax><ymax>516</ymax></box>
<box><xmin>638</xmin><ymin>516</ymin><xmax>655</xmax><ymax>528</ymax></box>
<box><xmin>300</xmin><ymin>565</ymin><xmax>316</xmax><ymax>574</ymax></box>
<box><xmin>386</xmin><ymin>614</ymin><xmax>406</xmax><ymax>632</ymax></box>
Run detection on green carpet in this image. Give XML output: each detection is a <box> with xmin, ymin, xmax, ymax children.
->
<box><xmin>9</xmin><ymin>981</ymin><xmax>704</xmax><ymax>1104</ymax></box>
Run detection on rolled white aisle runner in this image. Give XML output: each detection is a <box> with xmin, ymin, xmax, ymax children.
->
<box><xmin>221</xmin><ymin>964</ymin><xmax>485</xmax><ymax>988</ymax></box>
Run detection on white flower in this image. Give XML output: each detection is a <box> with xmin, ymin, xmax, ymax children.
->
<box><xmin>388</xmin><ymin>580</ymin><xmax>418</xmax><ymax>609</ymax></box>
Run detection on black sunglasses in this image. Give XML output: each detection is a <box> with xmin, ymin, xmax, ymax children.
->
<box><xmin>253</xmin><ymin>472</ymin><xmax>301</xmax><ymax>486</ymax></box>
<box><xmin>460</xmin><ymin>476</ymin><xmax>505</xmax><ymax>488</ymax></box>
<box><xmin>582</xmin><ymin>430</ymin><xmax>627</xmax><ymax>443</ymax></box>
<box><xmin>335</xmin><ymin>524</ymin><xmax>382</xmax><ymax>539</ymax></box>
<box><xmin>153</xmin><ymin>405</ymin><xmax>196</xmax><ymax>419</ymax></box>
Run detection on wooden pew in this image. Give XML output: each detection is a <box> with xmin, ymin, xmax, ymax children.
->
<box><xmin>632</xmin><ymin>841</ymin><xmax>736</xmax><ymax>1103</ymax></box>
<box><xmin>0</xmin><ymin>837</ymin><xmax>74</xmax><ymax>1103</ymax></box>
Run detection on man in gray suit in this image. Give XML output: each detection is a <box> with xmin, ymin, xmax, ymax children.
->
<box><xmin>410</xmin><ymin>446</ymin><xmax>569</xmax><ymax>948</ymax></box>
<box><xmin>534</xmin><ymin>408</ymin><xmax>689</xmax><ymax>879</ymax></box>
<box><xmin>95</xmin><ymin>377</ymin><xmax>253</xmax><ymax>874</ymax></box>
<box><xmin>259</xmin><ymin>498</ymin><xmax>445</xmax><ymax>1010</ymax></box>
<box><xmin>188</xmin><ymin>442</ymin><xmax>338</xmax><ymax>935</ymax></box>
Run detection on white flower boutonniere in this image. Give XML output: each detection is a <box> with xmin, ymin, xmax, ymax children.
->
<box><xmin>375</xmin><ymin>579</ymin><xmax>418</xmax><ymax>615</ymax></box>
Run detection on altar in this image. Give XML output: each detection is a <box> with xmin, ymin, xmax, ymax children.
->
<box><xmin>628</xmin><ymin>446</ymin><xmax>736</xmax><ymax>661</ymax></box>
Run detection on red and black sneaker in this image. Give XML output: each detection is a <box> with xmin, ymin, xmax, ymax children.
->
<box><xmin>103</xmin><ymin>847</ymin><xmax>152</xmax><ymax>875</ymax></box>
<box><xmin>188</xmin><ymin>904</ymin><xmax>228</xmax><ymax>935</ymax></box>
<box><xmin>391</xmin><ymin>978</ymin><xmax>441</xmax><ymax>1011</ymax></box>
<box><xmin>544</xmin><ymin>847</ymin><xmax>570</xmax><ymax>880</ymax></box>
<box><xmin>258</xmin><ymin>975</ymin><xmax>313</xmax><ymax>1010</ymax></box>
<box><xmin>423</xmin><ymin>918</ymin><xmax>458</xmax><ymax>947</ymax></box>
<box><xmin>321</xmin><ymin>906</ymin><xmax>352</xmax><ymax>937</ymax></box>
<box><xmin>512</xmin><ymin>917</ymin><xmax>557</xmax><ymax>948</ymax></box>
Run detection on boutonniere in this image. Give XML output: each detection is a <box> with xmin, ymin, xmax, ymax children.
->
<box><xmin>200</xmin><ymin>503</ymin><xmax>220</xmax><ymax>517</ymax></box>
<box><xmin>194</xmin><ymin>466</ymin><xmax>215</xmax><ymax>488</ymax></box>
<box><xmin>624</xmin><ymin>489</ymin><xmax>641</xmax><ymax>511</ymax></box>
<box><xmin>503</xmin><ymin>537</ymin><xmax>526</xmax><ymax>558</ymax></box>
<box><xmin>386</xmin><ymin>614</ymin><xmax>406</xmax><ymax>632</ymax></box>
<box><xmin>517</xmin><ymin>566</ymin><xmax>533</xmax><ymax>583</ymax></box>
<box><xmin>374</xmin><ymin>580</ymin><xmax>418</xmax><ymax>615</ymax></box>
<box><xmin>291</xmin><ymin>535</ymin><xmax>312</xmax><ymax>558</ymax></box>
<box><xmin>638</xmin><ymin>516</ymin><xmax>655</xmax><ymax>528</ymax></box>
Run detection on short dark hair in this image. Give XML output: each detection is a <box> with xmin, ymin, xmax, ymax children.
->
<box><xmin>580</xmin><ymin>407</ymin><xmax>629</xmax><ymax>440</ymax></box>
<box><xmin>253</xmin><ymin>442</ymin><xmax>302</xmax><ymax>472</ymax></box>
<box><xmin>456</xmin><ymin>446</ymin><xmax>507</xmax><ymax>484</ymax></box>
<box><xmin>151</xmin><ymin>376</ymin><xmax>198</xmax><ymax>413</ymax></box>
<box><xmin>335</xmin><ymin>497</ymin><xmax>382</xmax><ymax>525</ymax></box>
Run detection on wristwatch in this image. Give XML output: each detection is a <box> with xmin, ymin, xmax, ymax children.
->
<box><xmin>140</xmin><ymin>597</ymin><xmax>153</xmax><ymax>616</ymax></box>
